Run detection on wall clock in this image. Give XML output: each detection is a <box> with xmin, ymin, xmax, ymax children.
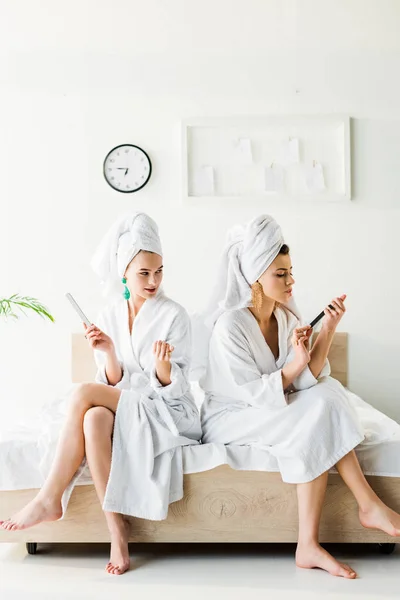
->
<box><xmin>103</xmin><ymin>144</ymin><xmax>152</xmax><ymax>193</ymax></box>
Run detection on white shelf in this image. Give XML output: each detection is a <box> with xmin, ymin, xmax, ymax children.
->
<box><xmin>182</xmin><ymin>115</ymin><xmax>351</xmax><ymax>203</ymax></box>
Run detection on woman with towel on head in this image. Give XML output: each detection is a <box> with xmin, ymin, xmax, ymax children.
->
<box><xmin>201</xmin><ymin>214</ymin><xmax>400</xmax><ymax>579</ymax></box>
<box><xmin>0</xmin><ymin>212</ymin><xmax>201</xmax><ymax>575</ymax></box>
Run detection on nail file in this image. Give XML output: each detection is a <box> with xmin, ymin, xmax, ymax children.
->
<box><xmin>65</xmin><ymin>293</ymin><xmax>92</xmax><ymax>327</ymax></box>
<box><xmin>309</xmin><ymin>304</ymin><xmax>335</xmax><ymax>329</ymax></box>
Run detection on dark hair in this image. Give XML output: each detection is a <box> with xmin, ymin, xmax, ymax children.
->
<box><xmin>279</xmin><ymin>244</ymin><xmax>290</xmax><ymax>255</ymax></box>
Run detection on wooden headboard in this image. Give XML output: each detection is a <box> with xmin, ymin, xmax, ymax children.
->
<box><xmin>71</xmin><ymin>332</ymin><xmax>348</xmax><ymax>387</ymax></box>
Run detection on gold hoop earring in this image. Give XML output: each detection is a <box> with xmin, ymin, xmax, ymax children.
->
<box><xmin>251</xmin><ymin>281</ymin><xmax>263</xmax><ymax>313</ymax></box>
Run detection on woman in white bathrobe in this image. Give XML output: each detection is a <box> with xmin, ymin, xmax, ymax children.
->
<box><xmin>201</xmin><ymin>214</ymin><xmax>400</xmax><ymax>579</ymax></box>
<box><xmin>0</xmin><ymin>213</ymin><xmax>201</xmax><ymax>576</ymax></box>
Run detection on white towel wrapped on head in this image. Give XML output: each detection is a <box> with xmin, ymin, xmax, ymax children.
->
<box><xmin>91</xmin><ymin>212</ymin><xmax>163</xmax><ymax>299</ymax></box>
<box><xmin>203</xmin><ymin>214</ymin><xmax>300</xmax><ymax>328</ymax></box>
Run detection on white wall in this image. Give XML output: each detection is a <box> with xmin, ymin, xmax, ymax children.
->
<box><xmin>1</xmin><ymin>0</ymin><xmax>399</xmax><ymax>422</ymax></box>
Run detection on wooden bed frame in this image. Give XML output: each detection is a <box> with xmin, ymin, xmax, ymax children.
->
<box><xmin>1</xmin><ymin>332</ymin><xmax>399</xmax><ymax>555</ymax></box>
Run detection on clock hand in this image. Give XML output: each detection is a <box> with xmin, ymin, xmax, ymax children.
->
<box><xmin>116</xmin><ymin>167</ymin><xmax>130</xmax><ymax>176</ymax></box>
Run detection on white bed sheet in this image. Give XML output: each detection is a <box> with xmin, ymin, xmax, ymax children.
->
<box><xmin>1</xmin><ymin>384</ymin><xmax>400</xmax><ymax>495</ymax></box>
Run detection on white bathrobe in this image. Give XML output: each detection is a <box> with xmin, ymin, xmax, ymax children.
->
<box><xmin>95</xmin><ymin>292</ymin><xmax>201</xmax><ymax>520</ymax></box>
<box><xmin>201</xmin><ymin>305</ymin><xmax>399</xmax><ymax>484</ymax></box>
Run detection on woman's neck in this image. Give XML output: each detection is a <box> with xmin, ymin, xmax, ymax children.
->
<box><xmin>128</xmin><ymin>294</ymin><xmax>146</xmax><ymax>318</ymax></box>
<box><xmin>249</xmin><ymin>296</ymin><xmax>276</xmax><ymax>326</ymax></box>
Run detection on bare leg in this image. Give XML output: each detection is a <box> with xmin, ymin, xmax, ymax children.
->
<box><xmin>0</xmin><ymin>383</ymin><xmax>121</xmax><ymax>531</ymax></box>
<box><xmin>295</xmin><ymin>472</ymin><xmax>357</xmax><ymax>578</ymax></box>
<box><xmin>336</xmin><ymin>450</ymin><xmax>400</xmax><ymax>536</ymax></box>
<box><xmin>83</xmin><ymin>407</ymin><xmax>130</xmax><ymax>576</ymax></box>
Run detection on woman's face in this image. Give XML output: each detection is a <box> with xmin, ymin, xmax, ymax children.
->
<box><xmin>124</xmin><ymin>251</ymin><xmax>163</xmax><ymax>300</ymax></box>
<box><xmin>257</xmin><ymin>253</ymin><xmax>295</xmax><ymax>304</ymax></box>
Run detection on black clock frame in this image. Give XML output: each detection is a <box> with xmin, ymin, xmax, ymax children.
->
<box><xmin>103</xmin><ymin>144</ymin><xmax>152</xmax><ymax>193</ymax></box>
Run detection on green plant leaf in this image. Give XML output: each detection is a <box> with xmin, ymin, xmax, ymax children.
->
<box><xmin>0</xmin><ymin>294</ymin><xmax>55</xmax><ymax>322</ymax></box>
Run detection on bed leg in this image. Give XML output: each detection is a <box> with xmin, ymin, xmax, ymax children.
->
<box><xmin>378</xmin><ymin>543</ymin><xmax>396</xmax><ymax>555</ymax></box>
<box><xmin>26</xmin><ymin>542</ymin><xmax>38</xmax><ymax>555</ymax></box>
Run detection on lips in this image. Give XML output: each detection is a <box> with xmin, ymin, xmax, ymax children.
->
<box><xmin>145</xmin><ymin>288</ymin><xmax>156</xmax><ymax>292</ymax></box>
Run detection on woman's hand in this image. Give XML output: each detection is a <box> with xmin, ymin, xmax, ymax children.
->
<box><xmin>153</xmin><ymin>340</ymin><xmax>175</xmax><ymax>363</ymax></box>
<box><xmin>321</xmin><ymin>294</ymin><xmax>347</xmax><ymax>333</ymax></box>
<box><xmin>83</xmin><ymin>323</ymin><xmax>115</xmax><ymax>355</ymax></box>
<box><xmin>153</xmin><ymin>340</ymin><xmax>175</xmax><ymax>386</ymax></box>
<box><xmin>291</xmin><ymin>326</ymin><xmax>312</xmax><ymax>368</ymax></box>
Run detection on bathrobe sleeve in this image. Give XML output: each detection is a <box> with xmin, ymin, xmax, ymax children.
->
<box><xmin>284</xmin><ymin>315</ymin><xmax>331</xmax><ymax>391</ymax></box>
<box><xmin>93</xmin><ymin>310</ymin><xmax>130</xmax><ymax>389</ymax></box>
<box><xmin>149</xmin><ymin>307</ymin><xmax>192</xmax><ymax>400</ymax></box>
<box><xmin>207</xmin><ymin>315</ymin><xmax>287</xmax><ymax>409</ymax></box>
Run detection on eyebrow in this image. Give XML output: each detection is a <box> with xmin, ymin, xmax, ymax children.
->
<box><xmin>276</xmin><ymin>267</ymin><xmax>292</xmax><ymax>271</ymax></box>
<box><xmin>139</xmin><ymin>266</ymin><xmax>163</xmax><ymax>271</ymax></box>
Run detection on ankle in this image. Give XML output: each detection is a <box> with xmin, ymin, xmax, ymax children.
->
<box><xmin>297</xmin><ymin>538</ymin><xmax>319</xmax><ymax>549</ymax></box>
<box><xmin>358</xmin><ymin>497</ymin><xmax>383</xmax><ymax>515</ymax></box>
<box><xmin>36</xmin><ymin>490</ymin><xmax>61</xmax><ymax>505</ymax></box>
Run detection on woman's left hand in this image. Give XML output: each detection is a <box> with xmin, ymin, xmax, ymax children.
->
<box><xmin>322</xmin><ymin>294</ymin><xmax>347</xmax><ymax>332</ymax></box>
<box><xmin>153</xmin><ymin>340</ymin><xmax>175</xmax><ymax>363</ymax></box>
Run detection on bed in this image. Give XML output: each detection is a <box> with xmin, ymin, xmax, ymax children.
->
<box><xmin>1</xmin><ymin>332</ymin><xmax>399</xmax><ymax>555</ymax></box>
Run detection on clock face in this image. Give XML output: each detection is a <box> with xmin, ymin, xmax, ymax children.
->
<box><xmin>103</xmin><ymin>144</ymin><xmax>152</xmax><ymax>193</ymax></box>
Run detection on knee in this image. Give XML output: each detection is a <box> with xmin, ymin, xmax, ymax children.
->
<box><xmin>83</xmin><ymin>406</ymin><xmax>114</xmax><ymax>439</ymax></box>
<box><xmin>70</xmin><ymin>382</ymin><xmax>97</xmax><ymax>410</ymax></box>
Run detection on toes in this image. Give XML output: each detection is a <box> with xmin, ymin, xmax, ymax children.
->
<box><xmin>339</xmin><ymin>563</ymin><xmax>357</xmax><ymax>579</ymax></box>
<box><xmin>110</xmin><ymin>564</ymin><xmax>125</xmax><ymax>575</ymax></box>
<box><xmin>107</xmin><ymin>563</ymin><xmax>120</xmax><ymax>576</ymax></box>
<box><xmin>345</xmin><ymin>571</ymin><xmax>357</xmax><ymax>579</ymax></box>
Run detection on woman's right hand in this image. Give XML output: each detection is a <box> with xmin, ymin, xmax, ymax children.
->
<box><xmin>291</xmin><ymin>326</ymin><xmax>312</xmax><ymax>368</ymax></box>
<box><xmin>83</xmin><ymin>323</ymin><xmax>115</xmax><ymax>355</ymax></box>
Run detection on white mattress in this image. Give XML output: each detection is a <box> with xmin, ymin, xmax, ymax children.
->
<box><xmin>2</xmin><ymin>384</ymin><xmax>400</xmax><ymax>493</ymax></box>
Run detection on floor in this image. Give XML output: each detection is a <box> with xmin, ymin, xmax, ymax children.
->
<box><xmin>0</xmin><ymin>542</ymin><xmax>398</xmax><ymax>600</ymax></box>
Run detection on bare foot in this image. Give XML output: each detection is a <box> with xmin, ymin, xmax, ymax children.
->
<box><xmin>296</xmin><ymin>542</ymin><xmax>357</xmax><ymax>579</ymax></box>
<box><xmin>0</xmin><ymin>495</ymin><xmax>62</xmax><ymax>531</ymax></box>
<box><xmin>360</xmin><ymin>501</ymin><xmax>400</xmax><ymax>537</ymax></box>
<box><xmin>106</xmin><ymin>517</ymin><xmax>130</xmax><ymax>576</ymax></box>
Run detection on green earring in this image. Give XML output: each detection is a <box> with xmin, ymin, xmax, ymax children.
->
<box><xmin>122</xmin><ymin>278</ymin><xmax>131</xmax><ymax>300</ymax></box>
